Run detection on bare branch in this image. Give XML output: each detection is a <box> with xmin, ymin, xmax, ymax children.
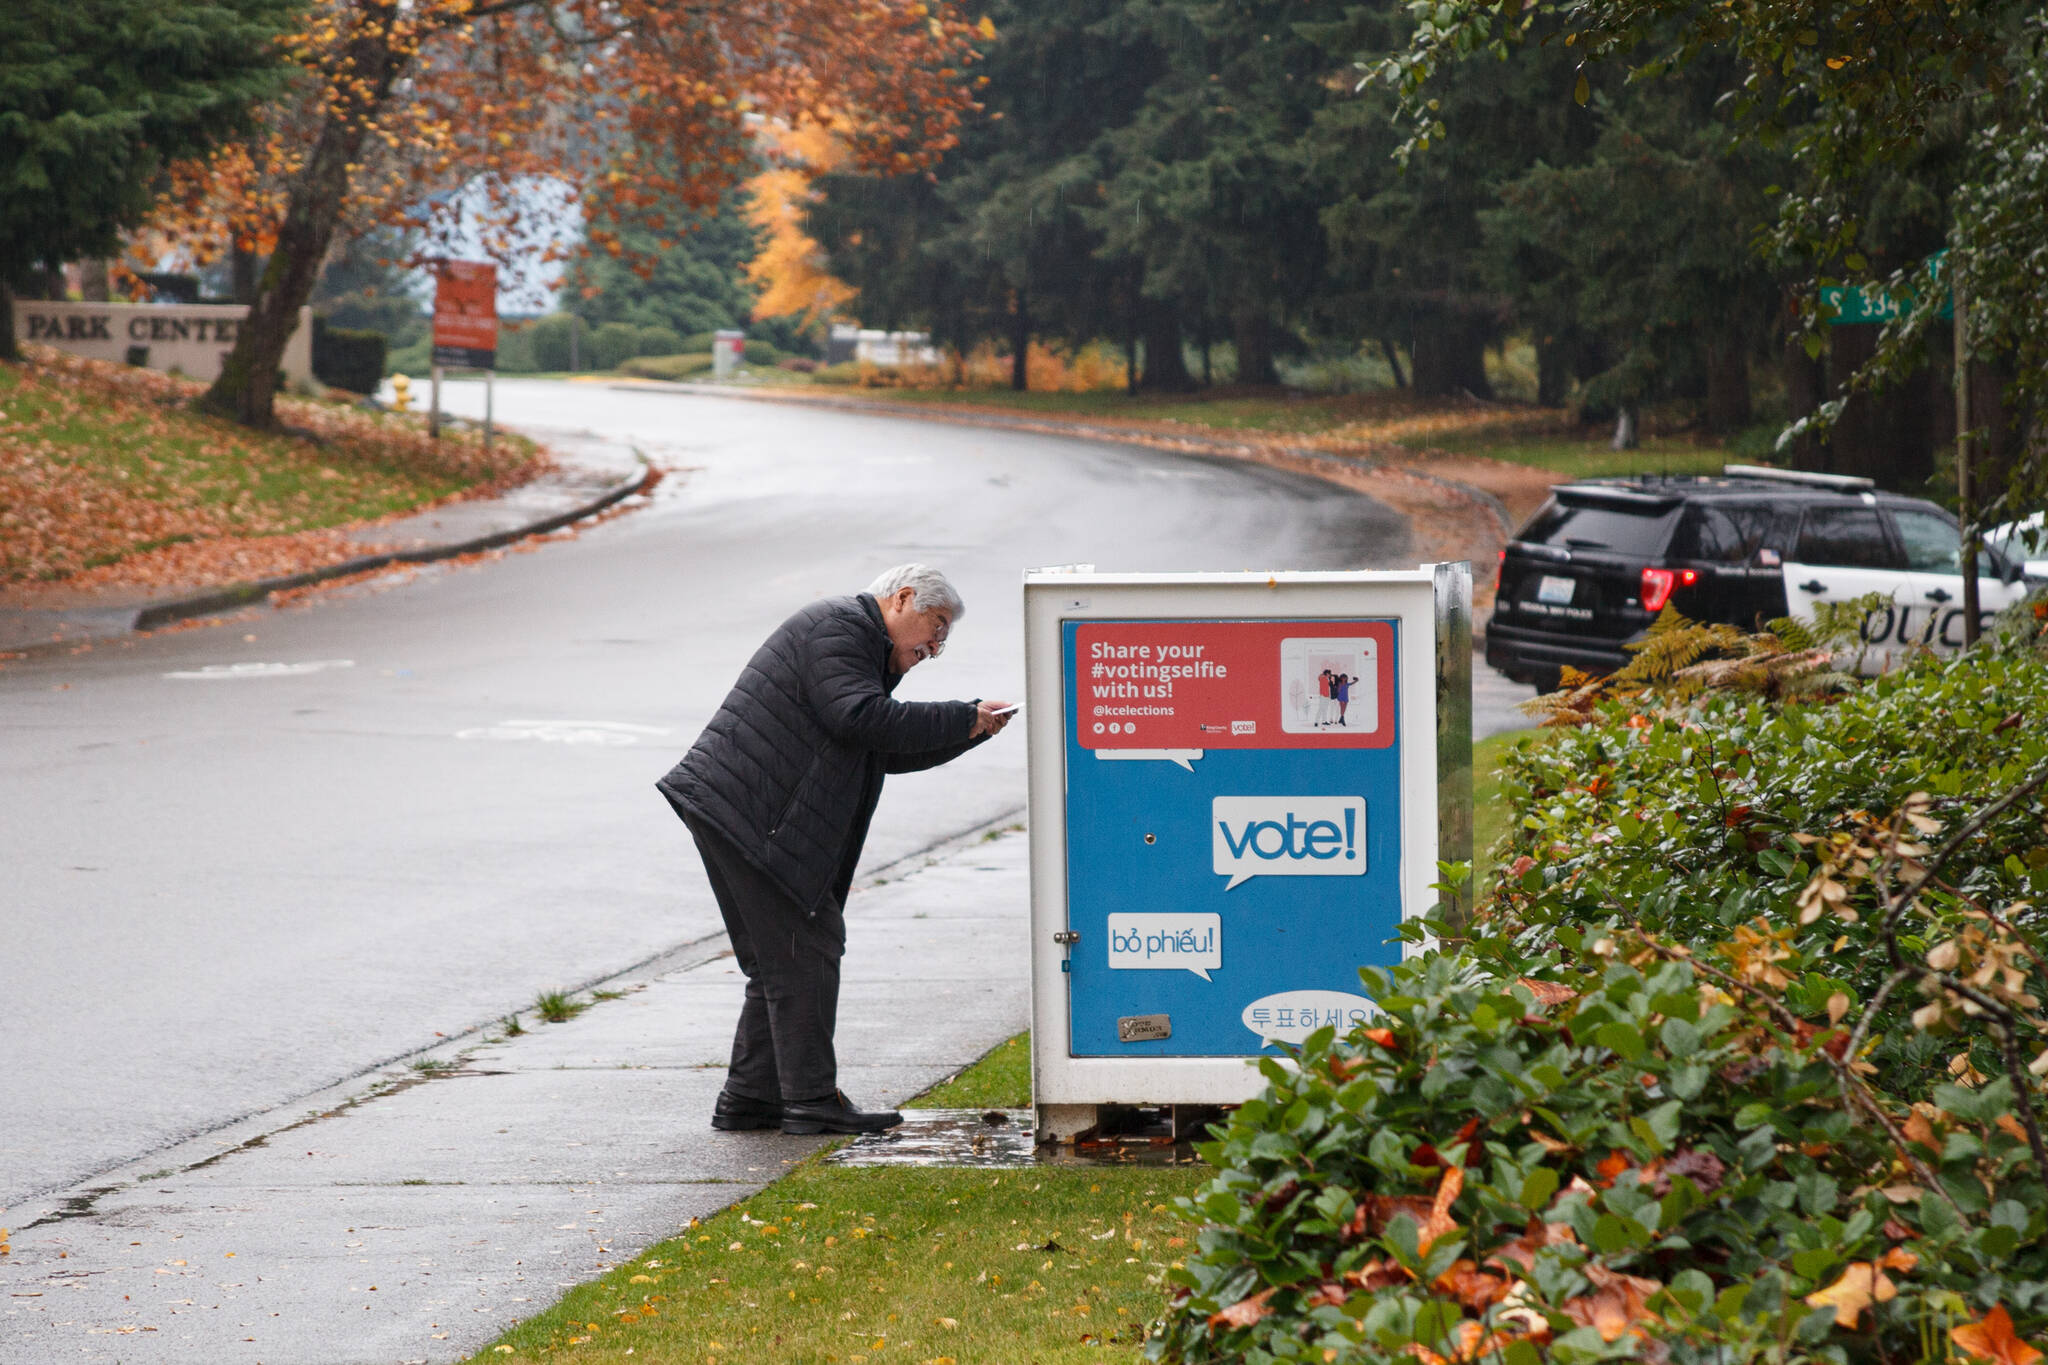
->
<box><xmin>1883</xmin><ymin>755</ymin><xmax>2048</xmax><ymax>935</ymax></box>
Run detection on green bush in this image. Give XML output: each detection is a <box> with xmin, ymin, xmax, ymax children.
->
<box><xmin>617</xmin><ymin>352</ymin><xmax>712</xmax><ymax>381</ymax></box>
<box><xmin>493</xmin><ymin>320</ymin><xmax>538</xmax><ymax>373</ymax></box>
<box><xmin>311</xmin><ymin>318</ymin><xmax>387</xmax><ymax>395</ymax></box>
<box><xmin>635</xmin><ymin>324</ymin><xmax>683</xmax><ymax>357</ymax></box>
<box><xmin>385</xmin><ymin>335</ymin><xmax>430</xmax><ymax>378</ymax></box>
<box><xmin>1152</xmin><ymin>616</ymin><xmax>2048</xmax><ymax>1365</ymax></box>
<box><xmin>524</xmin><ymin>313</ymin><xmax>578</xmax><ymax>371</ymax></box>
<box><xmin>585</xmin><ymin>320</ymin><xmax>641</xmax><ymax>372</ymax></box>
<box><xmin>743</xmin><ymin>338</ymin><xmax>779</xmax><ymax>365</ymax></box>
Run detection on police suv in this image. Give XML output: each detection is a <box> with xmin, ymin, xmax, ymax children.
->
<box><xmin>1485</xmin><ymin>465</ymin><xmax>2032</xmax><ymax>690</ymax></box>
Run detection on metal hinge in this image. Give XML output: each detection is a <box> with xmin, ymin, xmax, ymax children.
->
<box><xmin>1052</xmin><ymin>930</ymin><xmax>1080</xmax><ymax>946</ymax></box>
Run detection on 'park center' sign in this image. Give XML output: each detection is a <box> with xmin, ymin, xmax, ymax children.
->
<box><xmin>14</xmin><ymin>301</ymin><xmax>314</xmax><ymax>386</ymax></box>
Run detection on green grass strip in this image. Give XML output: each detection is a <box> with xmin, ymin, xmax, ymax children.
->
<box><xmin>473</xmin><ymin>1032</ymin><xmax>1208</xmax><ymax>1364</ymax></box>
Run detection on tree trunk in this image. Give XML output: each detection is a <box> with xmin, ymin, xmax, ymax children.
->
<box><xmin>1409</xmin><ymin>312</ymin><xmax>1493</xmax><ymax>399</ymax></box>
<box><xmin>1825</xmin><ymin>322</ymin><xmax>1936</xmax><ymax>487</ymax></box>
<box><xmin>1611</xmin><ymin>407</ymin><xmax>1638</xmax><ymax>450</ymax></box>
<box><xmin>1009</xmin><ymin>290</ymin><xmax>1030</xmax><ymax>391</ymax></box>
<box><xmin>79</xmin><ymin>259</ymin><xmax>111</xmax><ymax>302</ymax></box>
<box><xmin>1198</xmin><ymin>311</ymin><xmax>1212</xmax><ymax>387</ymax></box>
<box><xmin>1781</xmin><ymin>326</ymin><xmax>1825</xmax><ymax>469</ymax></box>
<box><xmin>1535</xmin><ymin>336</ymin><xmax>1570</xmax><ymax>407</ymax></box>
<box><xmin>1703</xmin><ymin>333</ymin><xmax>1752</xmax><ymax>434</ymax></box>
<box><xmin>1380</xmin><ymin>337</ymin><xmax>1408</xmax><ymax>391</ymax></box>
<box><xmin>199</xmin><ymin>17</ymin><xmax>407</xmax><ymax>428</ymax></box>
<box><xmin>231</xmin><ymin>248</ymin><xmax>261</xmax><ymax>306</ymax></box>
<box><xmin>1232</xmin><ymin>306</ymin><xmax>1277</xmax><ymax>386</ymax></box>
<box><xmin>1138</xmin><ymin>300</ymin><xmax>1193</xmax><ymax>392</ymax></box>
<box><xmin>0</xmin><ymin>280</ymin><xmax>16</xmax><ymax>362</ymax></box>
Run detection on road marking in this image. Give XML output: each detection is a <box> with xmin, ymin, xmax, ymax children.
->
<box><xmin>164</xmin><ymin>660</ymin><xmax>355</xmax><ymax>680</ymax></box>
<box><xmin>455</xmin><ymin>719</ymin><xmax>672</xmax><ymax>746</ymax></box>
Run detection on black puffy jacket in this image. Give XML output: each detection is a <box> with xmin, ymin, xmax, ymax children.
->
<box><xmin>657</xmin><ymin>593</ymin><xmax>981</xmax><ymax>915</ymax></box>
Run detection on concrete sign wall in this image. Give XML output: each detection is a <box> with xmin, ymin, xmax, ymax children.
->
<box><xmin>15</xmin><ymin>301</ymin><xmax>314</xmax><ymax>386</ymax></box>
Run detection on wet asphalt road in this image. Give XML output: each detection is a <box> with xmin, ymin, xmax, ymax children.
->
<box><xmin>0</xmin><ymin>380</ymin><xmax>1430</xmax><ymax>1212</ymax></box>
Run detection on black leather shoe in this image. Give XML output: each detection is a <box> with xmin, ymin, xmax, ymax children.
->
<box><xmin>780</xmin><ymin>1090</ymin><xmax>903</xmax><ymax>1135</ymax></box>
<box><xmin>711</xmin><ymin>1089</ymin><xmax>784</xmax><ymax>1131</ymax></box>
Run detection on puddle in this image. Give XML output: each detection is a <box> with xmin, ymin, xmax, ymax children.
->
<box><xmin>824</xmin><ymin>1109</ymin><xmax>1206</xmax><ymax>1169</ymax></box>
<box><xmin>826</xmin><ymin>1109</ymin><xmax>1038</xmax><ymax>1168</ymax></box>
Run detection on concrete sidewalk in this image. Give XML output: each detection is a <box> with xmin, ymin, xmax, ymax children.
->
<box><xmin>0</xmin><ymin>432</ymin><xmax>649</xmax><ymax>657</ymax></box>
<box><xmin>0</xmin><ymin>825</ymin><xmax>1030</xmax><ymax>1364</ymax></box>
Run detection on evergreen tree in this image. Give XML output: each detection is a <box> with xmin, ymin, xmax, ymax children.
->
<box><xmin>312</xmin><ymin>227</ymin><xmax>428</xmax><ymax>351</ymax></box>
<box><xmin>0</xmin><ymin>0</ymin><xmax>296</xmax><ymax>358</ymax></box>
<box><xmin>1306</xmin><ymin>5</ymin><xmax>1595</xmax><ymax>399</ymax></box>
<box><xmin>562</xmin><ymin>188</ymin><xmax>761</xmax><ymax>342</ymax></box>
<box><xmin>1481</xmin><ymin>56</ymin><xmax>1785</xmax><ymax>429</ymax></box>
<box><xmin>1094</xmin><ymin>0</ymin><xmax>1336</xmax><ymax>388</ymax></box>
<box><xmin>812</xmin><ymin>0</ymin><xmax>1165</xmax><ymax>389</ymax></box>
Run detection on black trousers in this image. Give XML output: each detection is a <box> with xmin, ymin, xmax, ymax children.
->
<box><xmin>686</xmin><ymin>815</ymin><xmax>846</xmax><ymax>1103</ymax></box>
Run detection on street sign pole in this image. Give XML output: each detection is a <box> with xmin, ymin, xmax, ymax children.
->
<box><xmin>484</xmin><ymin>368</ymin><xmax>495</xmax><ymax>456</ymax></box>
<box><xmin>429</xmin><ymin>260</ymin><xmax>499</xmax><ymax>444</ymax></box>
<box><xmin>429</xmin><ymin>364</ymin><xmax>442</xmax><ymax>440</ymax></box>
<box><xmin>1956</xmin><ymin>273</ymin><xmax>1979</xmax><ymax>645</ymax></box>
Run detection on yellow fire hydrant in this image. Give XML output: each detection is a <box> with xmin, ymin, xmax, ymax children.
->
<box><xmin>390</xmin><ymin>373</ymin><xmax>413</xmax><ymax>413</ymax></box>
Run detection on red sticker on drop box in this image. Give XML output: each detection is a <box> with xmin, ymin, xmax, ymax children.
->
<box><xmin>1074</xmin><ymin>619</ymin><xmax>1395</xmax><ymax>751</ymax></box>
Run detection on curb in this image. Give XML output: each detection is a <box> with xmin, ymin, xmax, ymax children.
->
<box><xmin>109</xmin><ymin>460</ymin><xmax>654</xmax><ymax>634</ymax></box>
<box><xmin>631</xmin><ymin>379</ymin><xmax>1516</xmax><ymax>537</ymax></box>
<box><xmin>13</xmin><ymin>804</ymin><xmax>1026</xmax><ymax>1222</ymax></box>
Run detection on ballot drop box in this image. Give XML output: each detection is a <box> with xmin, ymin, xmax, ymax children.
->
<box><xmin>1025</xmin><ymin>566</ymin><xmax>1472</xmax><ymax>1140</ymax></box>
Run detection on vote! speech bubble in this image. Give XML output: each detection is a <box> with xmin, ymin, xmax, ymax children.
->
<box><xmin>1107</xmin><ymin>912</ymin><xmax>1222</xmax><ymax>981</ymax></box>
<box><xmin>1212</xmin><ymin>795</ymin><xmax>1368</xmax><ymax>890</ymax></box>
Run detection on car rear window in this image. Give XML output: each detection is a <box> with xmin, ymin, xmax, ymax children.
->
<box><xmin>1670</xmin><ymin>504</ymin><xmax>1783</xmax><ymax>563</ymax></box>
<box><xmin>1517</xmin><ymin>498</ymin><xmax>1679</xmax><ymax>557</ymax></box>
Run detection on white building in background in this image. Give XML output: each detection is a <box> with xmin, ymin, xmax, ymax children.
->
<box><xmin>14</xmin><ymin>300</ymin><xmax>314</xmax><ymax>386</ymax></box>
<box><xmin>827</xmin><ymin>323</ymin><xmax>942</xmax><ymax>367</ymax></box>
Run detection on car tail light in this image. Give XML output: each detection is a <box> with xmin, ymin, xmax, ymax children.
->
<box><xmin>1638</xmin><ymin>566</ymin><xmax>1699</xmax><ymax>612</ymax></box>
<box><xmin>1495</xmin><ymin>547</ymin><xmax>1506</xmax><ymax>592</ymax></box>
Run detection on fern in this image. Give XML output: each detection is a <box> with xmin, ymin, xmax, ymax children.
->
<box><xmin>1521</xmin><ymin>606</ymin><xmax>1843</xmax><ymax>724</ymax></box>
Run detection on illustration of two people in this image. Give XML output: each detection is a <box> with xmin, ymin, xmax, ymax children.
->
<box><xmin>1315</xmin><ymin>668</ymin><xmax>1355</xmax><ymax>727</ymax></box>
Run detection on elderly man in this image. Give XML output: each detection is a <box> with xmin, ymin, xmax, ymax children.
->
<box><xmin>656</xmin><ymin>564</ymin><xmax>1014</xmax><ymax>1135</ymax></box>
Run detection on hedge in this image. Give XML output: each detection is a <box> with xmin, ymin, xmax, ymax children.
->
<box><xmin>1151</xmin><ymin>607</ymin><xmax>2048</xmax><ymax>1365</ymax></box>
<box><xmin>311</xmin><ymin>318</ymin><xmax>387</xmax><ymax>395</ymax></box>
<box><xmin>618</xmin><ymin>352</ymin><xmax>712</xmax><ymax>381</ymax></box>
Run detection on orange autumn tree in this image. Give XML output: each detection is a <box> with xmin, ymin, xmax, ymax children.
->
<box><xmin>744</xmin><ymin>119</ymin><xmax>857</xmax><ymax>332</ymax></box>
<box><xmin>153</xmin><ymin>0</ymin><xmax>982</xmax><ymax>430</ymax></box>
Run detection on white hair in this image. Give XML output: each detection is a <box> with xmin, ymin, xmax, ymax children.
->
<box><xmin>866</xmin><ymin>563</ymin><xmax>965</xmax><ymax>618</ymax></box>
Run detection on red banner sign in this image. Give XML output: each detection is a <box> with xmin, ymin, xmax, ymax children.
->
<box><xmin>1074</xmin><ymin>619</ymin><xmax>1396</xmax><ymax>751</ymax></box>
<box><xmin>432</xmin><ymin>261</ymin><xmax>497</xmax><ymax>366</ymax></box>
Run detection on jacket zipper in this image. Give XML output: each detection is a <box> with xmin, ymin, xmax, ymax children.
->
<box><xmin>768</xmin><ymin>755</ymin><xmax>821</xmax><ymax>836</ymax></box>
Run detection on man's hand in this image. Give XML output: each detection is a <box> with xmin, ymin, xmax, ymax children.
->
<box><xmin>971</xmin><ymin>700</ymin><xmax>1017</xmax><ymax>739</ymax></box>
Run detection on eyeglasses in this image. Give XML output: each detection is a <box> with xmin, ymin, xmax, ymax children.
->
<box><xmin>923</xmin><ymin>611</ymin><xmax>952</xmax><ymax>658</ymax></box>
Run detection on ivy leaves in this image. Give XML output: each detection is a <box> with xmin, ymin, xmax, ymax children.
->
<box><xmin>1151</xmin><ymin>636</ymin><xmax>2048</xmax><ymax>1365</ymax></box>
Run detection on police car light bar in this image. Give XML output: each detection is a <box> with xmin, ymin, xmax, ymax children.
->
<box><xmin>1723</xmin><ymin>464</ymin><xmax>1876</xmax><ymax>492</ymax></box>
